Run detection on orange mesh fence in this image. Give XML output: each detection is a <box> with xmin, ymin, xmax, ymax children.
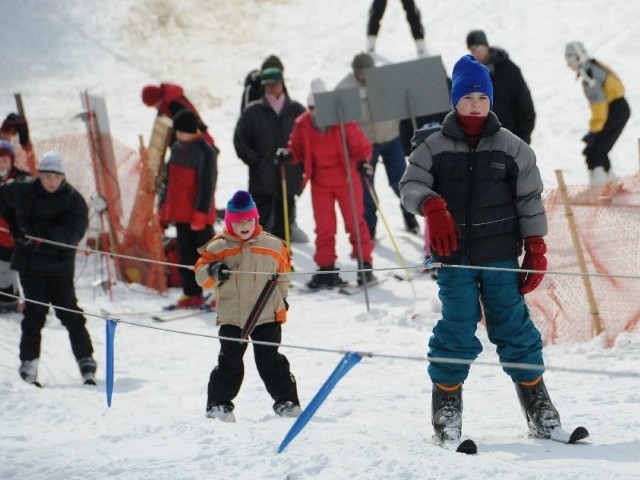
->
<box><xmin>527</xmin><ymin>173</ymin><xmax>640</xmax><ymax>346</ymax></box>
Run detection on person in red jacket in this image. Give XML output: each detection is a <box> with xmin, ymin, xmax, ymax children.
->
<box><xmin>0</xmin><ymin>140</ymin><xmax>31</xmax><ymax>312</ymax></box>
<box><xmin>287</xmin><ymin>78</ymin><xmax>376</xmax><ymax>289</ymax></box>
<box><xmin>141</xmin><ymin>82</ymin><xmax>217</xmax><ymax>147</ymax></box>
<box><xmin>158</xmin><ymin>110</ymin><xmax>218</xmax><ymax>308</ymax></box>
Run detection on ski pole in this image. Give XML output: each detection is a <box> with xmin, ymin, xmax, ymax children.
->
<box><xmin>363</xmin><ymin>175</ymin><xmax>417</xmax><ymax>303</ymax></box>
<box><xmin>241</xmin><ymin>272</ymin><xmax>280</xmax><ymax>339</ymax></box>
<box><xmin>279</xmin><ymin>162</ymin><xmax>291</xmax><ymax>253</ymax></box>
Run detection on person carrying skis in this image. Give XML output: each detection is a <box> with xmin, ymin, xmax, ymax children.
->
<box><xmin>141</xmin><ymin>82</ymin><xmax>217</xmax><ymax>148</ymax></box>
<box><xmin>286</xmin><ymin>78</ymin><xmax>376</xmax><ymax>289</ymax></box>
<box><xmin>194</xmin><ymin>190</ymin><xmax>300</xmax><ymax>422</ymax></box>
<box><xmin>400</xmin><ymin>54</ymin><xmax>565</xmax><ymax>446</ymax></box>
<box><xmin>336</xmin><ymin>52</ymin><xmax>420</xmax><ymax>240</ymax></box>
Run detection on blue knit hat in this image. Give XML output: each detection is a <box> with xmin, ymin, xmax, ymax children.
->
<box><xmin>450</xmin><ymin>54</ymin><xmax>493</xmax><ymax>108</ymax></box>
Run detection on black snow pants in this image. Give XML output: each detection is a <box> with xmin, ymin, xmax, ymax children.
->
<box><xmin>206</xmin><ymin>322</ymin><xmax>299</xmax><ymax>410</ymax></box>
<box><xmin>585</xmin><ymin>97</ymin><xmax>630</xmax><ymax>172</ymax></box>
<box><xmin>367</xmin><ymin>0</ymin><xmax>425</xmax><ymax>40</ymax></box>
<box><xmin>19</xmin><ymin>273</ymin><xmax>94</xmax><ymax>361</ymax></box>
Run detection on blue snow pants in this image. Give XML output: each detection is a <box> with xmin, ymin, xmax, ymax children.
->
<box><xmin>427</xmin><ymin>258</ymin><xmax>544</xmax><ymax>384</ymax></box>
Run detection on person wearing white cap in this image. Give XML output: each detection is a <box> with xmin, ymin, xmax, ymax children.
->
<box><xmin>564</xmin><ymin>41</ymin><xmax>630</xmax><ymax>185</ymax></box>
<box><xmin>0</xmin><ymin>151</ymin><xmax>97</xmax><ymax>386</ymax></box>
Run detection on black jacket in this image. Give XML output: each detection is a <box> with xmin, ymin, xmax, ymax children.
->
<box><xmin>486</xmin><ymin>48</ymin><xmax>536</xmax><ymax>144</ymax></box>
<box><xmin>233</xmin><ymin>96</ymin><xmax>305</xmax><ymax>196</ymax></box>
<box><xmin>0</xmin><ymin>178</ymin><xmax>88</xmax><ymax>276</ymax></box>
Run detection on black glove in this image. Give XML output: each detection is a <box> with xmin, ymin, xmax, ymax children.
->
<box><xmin>581</xmin><ymin>133</ymin><xmax>596</xmax><ymax>155</ymax></box>
<box><xmin>15</xmin><ymin>226</ymin><xmax>39</xmax><ymax>246</ymax></box>
<box><xmin>582</xmin><ymin>133</ymin><xmax>596</xmax><ymax>146</ymax></box>
<box><xmin>284</xmin><ymin>298</ymin><xmax>289</xmax><ymax>311</ymax></box>
<box><xmin>275</xmin><ymin>148</ymin><xmax>291</xmax><ymax>166</ymax></box>
<box><xmin>207</xmin><ymin>262</ymin><xmax>231</xmax><ymax>283</ymax></box>
<box><xmin>357</xmin><ymin>160</ymin><xmax>374</xmax><ymax>177</ymax></box>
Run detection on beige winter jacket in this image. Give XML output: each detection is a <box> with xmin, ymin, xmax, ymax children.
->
<box><xmin>194</xmin><ymin>226</ymin><xmax>291</xmax><ymax>328</ymax></box>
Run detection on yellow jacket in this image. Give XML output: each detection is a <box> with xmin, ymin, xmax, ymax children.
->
<box><xmin>580</xmin><ymin>60</ymin><xmax>625</xmax><ymax>133</ymax></box>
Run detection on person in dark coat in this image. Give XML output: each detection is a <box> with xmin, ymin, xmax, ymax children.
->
<box><xmin>466</xmin><ymin>29</ymin><xmax>536</xmax><ymax>144</ymax></box>
<box><xmin>238</xmin><ymin>56</ymin><xmax>307</xmax><ymax>244</ymax></box>
<box><xmin>0</xmin><ymin>151</ymin><xmax>97</xmax><ymax>386</ymax></box>
<box><xmin>233</xmin><ymin>66</ymin><xmax>306</xmax><ymax>243</ymax></box>
<box><xmin>158</xmin><ymin>110</ymin><xmax>218</xmax><ymax>309</ymax></box>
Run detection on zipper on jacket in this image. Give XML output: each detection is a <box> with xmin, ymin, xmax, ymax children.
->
<box><xmin>464</xmin><ymin>147</ymin><xmax>477</xmax><ymax>258</ymax></box>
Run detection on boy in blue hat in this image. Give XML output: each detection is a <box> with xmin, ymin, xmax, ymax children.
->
<box><xmin>400</xmin><ymin>54</ymin><xmax>570</xmax><ymax>447</ymax></box>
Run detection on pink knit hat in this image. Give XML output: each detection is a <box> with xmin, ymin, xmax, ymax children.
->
<box><xmin>224</xmin><ymin>190</ymin><xmax>259</xmax><ymax>234</ymax></box>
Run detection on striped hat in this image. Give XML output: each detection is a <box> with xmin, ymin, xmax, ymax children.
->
<box><xmin>225</xmin><ymin>190</ymin><xmax>260</xmax><ymax>234</ymax></box>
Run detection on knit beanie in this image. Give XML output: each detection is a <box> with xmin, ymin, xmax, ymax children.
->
<box><xmin>172</xmin><ymin>109</ymin><xmax>198</xmax><ymax>134</ymax></box>
<box><xmin>0</xmin><ymin>140</ymin><xmax>15</xmax><ymax>164</ymax></box>
<box><xmin>307</xmin><ymin>78</ymin><xmax>327</xmax><ymax>107</ymax></box>
<box><xmin>224</xmin><ymin>190</ymin><xmax>260</xmax><ymax>234</ymax></box>
<box><xmin>351</xmin><ymin>52</ymin><xmax>375</xmax><ymax>72</ymax></box>
<box><xmin>565</xmin><ymin>41</ymin><xmax>588</xmax><ymax>69</ymax></box>
<box><xmin>261</xmin><ymin>55</ymin><xmax>284</xmax><ymax>72</ymax></box>
<box><xmin>466</xmin><ymin>30</ymin><xmax>489</xmax><ymax>48</ymax></box>
<box><xmin>141</xmin><ymin>85</ymin><xmax>162</xmax><ymax>106</ymax></box>
<box><xmin>450</xmin><ymin>54</ymin><xmax>494</xmax><ymax>108</ymax></box>
<box><xmin>261</xmin><ymin>67</ymin><xmax>284</xmax><ymax>85</ymax></box>
<box><xmin>38</xmin><ymin>151</ymin><xmax>67</xmax><ymax>175</ymax></box>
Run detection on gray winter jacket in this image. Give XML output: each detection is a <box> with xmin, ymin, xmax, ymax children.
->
<box><xmin>399</xmin><ymin>111</ymin><xmax>546</xmax><ymax>264</ymax></box>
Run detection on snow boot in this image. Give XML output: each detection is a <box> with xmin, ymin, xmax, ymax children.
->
<box><xmin>274</xmin><ymin>400</ymin><xmax>302</xmax><ymax>418</ymax></box>
<box><xmin>306</xmin><ymin>266</ymin><xmax>347</xmax><ymax>290</ymax></box>
<box><xmin>357</xmin><ymin>262</ymin><xmax>377</xmax><ymax>286</ymax></box>
<box><xmin>19</xmin><ymin>359</ymin><xmax>39</xmax><ymax>384</ymax></box>
<box><xmin>366</xmin><ymin>35</ymin><xmax>376</xmax><ymax>53</ymax></box>
<box><xmin>176</xmin><ymin>294</ymin><xmax>205</xmax><ymax>309</ymax></box>
<box><xmin>77</xmin><ymin>357</ymin><xmax>97</xmax><ymax>385</ymax></box>
<box><xmin>0</xmin><ymin>298</ymin><xmax>19</xmax><ymax>313</ymax></box>
<box><xmin>290</xmin><ymin>222</ymin><xmax>309</xmax><ymax>244</ymax></box>
<box><xmin>403</xmin><ymin>211</ymin><xmax>420</xmax><ymax>235</ymax></box>
<box><xmin>206</xmin><ymin>404</ymin><xmax>236</xmax><ymax>423</ymax></box>
<box><xmin>515</xmin><ymin>376</ymin><xmax>561</xmax><ymax>438</ymax></box>
<box><xmin>432</xmin><ymin>382</ymin><xmax>463</xmax><ymax>445</ymax></box>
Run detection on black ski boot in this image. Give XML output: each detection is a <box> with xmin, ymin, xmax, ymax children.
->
<box><xmin>432</xmin><ymin>382</ymin><xmax>463</xmax><ymax>445</ymax></box>
<box><xmin>306</xmin><ymin>266</ymin><xmax>347</xmax><ymax>290</ymax></box>
<box><xmin>515</xmin><ymin>376</ymin><xmax>561</xmax><ymax>437</ymax></box>
<box><xmin>77</xmin><ymin>357</ymin><xmax>98</xmax><ymax>385</ymax></box>
<box><xmin>357</xmin><ymin>262</ymin><xmax>377</xmax><ymax>286</ymax></box>
<box><xmin>403</xmin><ymin>211</ymin><xmax>420</xmax><ymax>235</ymax></box>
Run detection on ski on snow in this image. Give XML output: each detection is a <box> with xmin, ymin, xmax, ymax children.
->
<box><xmin>338</xmin><ymin>278</ymin><xmax>387</xmax><ymax>295</ymax></box>
<box><xmin>435</xmin><ymin>426</ymin><xmax>589</xmax><ymax>455</ymax></box>
<box><xmin>152</xmin><ymin>306</ymin><xmax>215</xmax><ymax>322</ymax></box>
<box><xmin>550</xmin><ymin>426</ymin><xmax>589</xmax><ymax>444</ymax></box>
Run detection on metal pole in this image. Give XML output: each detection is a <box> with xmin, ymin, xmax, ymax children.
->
<box><xmin>336</xmin><ymin>98</ymin><xmax>370</xmax><ymax>312</ymax></box>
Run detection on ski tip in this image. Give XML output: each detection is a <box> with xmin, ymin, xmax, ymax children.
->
<box><xmin>456</xmin><ymin>439</ymin><xmax>478</xmax><ymax>454</ymax></box>
<box><xmin>569</xmin><ymin>426</ymin><xmax>589</xmax><ymax>444</ymax></box>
